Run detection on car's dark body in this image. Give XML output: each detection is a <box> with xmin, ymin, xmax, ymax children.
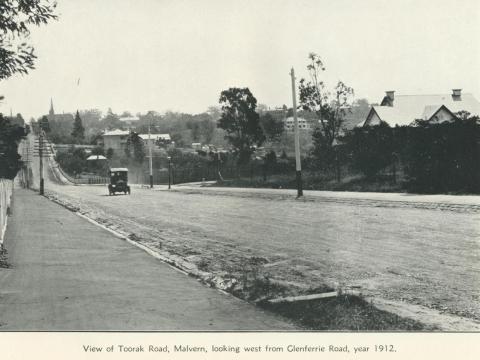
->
<box><xmin>108</xmin><ymin>168</ymin><xmax>131</xmax><ymax>195</ymax></box>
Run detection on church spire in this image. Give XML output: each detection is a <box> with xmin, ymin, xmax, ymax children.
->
<box><xmin>49</xmin><ymin>98</ymin><xmax>55</xmax><ymax>121</ymax></box>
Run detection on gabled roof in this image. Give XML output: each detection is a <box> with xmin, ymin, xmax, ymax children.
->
<box><xmin>362</xmin><ymin>92</ymin><xmax>480</xmax><ymax>127</ymax></box>
<box><xmin>421</xmin><ymin>104</ymin><xmax>457</xmax><ymax>122</ymax></box>
<box><xmin>382</xmin><ymin>93</ymin><xmax>480</xmax><ymax>119</ymax></box>
<box><xmin>103</xmin><ymin>129</ymin><xmax>129</xmax><ymax>136</ymax></box>
<box><xmin>376</xmin><ymin>106</ymin><xmax>414</xmax><ymax>126</ymax></box>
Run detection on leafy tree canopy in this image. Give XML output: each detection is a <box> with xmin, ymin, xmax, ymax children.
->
<box><xmin>0</xmin><ymin>114</ymin><xmax>28</xmax><ymax>179</ymax></box>
<box><xmin>39</xmin><ymin>115</ymin><xmax>50</xmax><ymax>132</ymax></box>
<box><xmin>125</xmin><ymin>131</ymin><xmax>145</xmax><ymax>164</ymax></box>
<box><xmin>217</xmin><ymin>87</ymin><xmax>265</xmax><ymax>164</ymax></box>
<box><xmin>299</xmin><ymin>53</ymin><xmax>354</xmax><ymax>147</ymax></box>
<box><xmin>0</xmin><ymin>0</ymin><xmax>57</xmax><ymax>80</ymax></box>
<box><xmin>71</xmin><ymin>110</ymin><xmax>85</xmax><ymax>142</ymax></box>
<box><xmin>298</xmin><ymin>53</ymin><xmax>354</xmax><ymax>170</ymax></box>
<box><xmin>260</xmin><ymin>113</ymin><xmax>284</xmax><ymax>142</ymax></box>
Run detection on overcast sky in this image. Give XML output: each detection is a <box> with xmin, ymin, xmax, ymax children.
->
<box><xmin>0</xmin><ymin>0</ymin><xmax>479</xmax><ymax>119</ymax></box>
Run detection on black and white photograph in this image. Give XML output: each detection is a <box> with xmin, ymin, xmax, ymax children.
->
<box><xmin>0</xmin><ymin>0</ymin><xmax>479</xmax><ymax>352</ymax></box>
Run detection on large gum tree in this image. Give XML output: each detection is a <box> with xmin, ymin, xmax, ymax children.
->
<box><xmin>217</xmin><ymin>87</ymin><xmax>265</xmax><ymax>164</ymax></box>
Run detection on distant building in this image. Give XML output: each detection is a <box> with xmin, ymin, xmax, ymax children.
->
<box><xmin>359</xmin><ymin>89</ymin><xmax>480</xmax><ymax>127</ymax></box>
<box><xmin>267</xmin><ymin>107</ymin><xmax>288</xmax><ymax>121</ymax></box>
<box><xmin>138</xmin><ymin>133</ymin><xmax>172</xmax><ymax>147</ymax></box>
<box><xmin>118</xmin><ymin>116</ymin><xmax>140</xmax><ymax>128</ymax></box>
<box><xmin>102</xmin><ymin>129</ymin><xmax>129</xmax><ymax>151</ymax></box>
<box><xmin>284</xmin><ymin>117</ymin><xmax>311</xmax><ymax>131</ymax></box>
<box><xmin>192</xmin><ymin>143</ymin><xmax>202</xmax><ymax>151</ymax></box>
<box><xmin>102</xmin><ymin>129</ymin><xmax>171</xmax><ymax>151</ymax></box>
<box><xmin>47</xmin><ymin>98</ymin><xmax>74</xmax><ymax>123</ymax></box>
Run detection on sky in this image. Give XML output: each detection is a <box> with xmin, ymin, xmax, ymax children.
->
<box><xmin>0</xmin><ymin>0</ymin><xmax>479</xmax><ymax>120</ymax></box>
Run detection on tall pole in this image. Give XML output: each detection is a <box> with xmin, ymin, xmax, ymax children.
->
<box><xmin>39</xmin><ymin>130</ymin><xmax>44</xmax><ymax>195</ymax></box>
<box><xmin>168</xmin><ymin>156</ymin><xmax>171</xmax><ymax>190</ymax></box>
<box><xmin>290</xmin><ymin>68</ymin><xmax>303</xmax><ymax>197</ymax></box>
<box><xmin>148</xmin><ymin>119</ymin><xmax>153</xmax><ymax>188</ymax></box>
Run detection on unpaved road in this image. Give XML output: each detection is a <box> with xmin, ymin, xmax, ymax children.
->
<box><xmin>0</xmin><ymin>189</ymin><xmax>295</xmax><ymax>330</ymax></box>
<box><xmin>24</xmin><ymin>140</ymin><xmax>480</xmax><ymax>330</ymax></box>
<box><xmin>42</xmin><ymin>179</ymin><xmax>480</xmax><ymax>328</ymax></box>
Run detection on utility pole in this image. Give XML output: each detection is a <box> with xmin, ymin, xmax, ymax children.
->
<box><xmin>148</xmin><ymin>119</ymin><xmax>153</xmax><ymax>188</ymax></box>
<box><xmin>167</xmin><ymin>156</ymin><xmax>172</xmax><ymax>190</ymax></box>
<box><xmin>39</xmin><ymin>130</ymin><xmax>44</xmax><ymax>195</ymax></box>
<box><xmin>290</xmin><ymin>67</ymin><xmax>303</xmax><ymax>197</ymax></box>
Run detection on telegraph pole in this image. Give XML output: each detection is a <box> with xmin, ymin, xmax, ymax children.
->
<box><xmin>167</xmin><ymin>156</ymin><xmax>172</xmax><ymax>190</ymax></box>
<box><xmin>39</xmin><ymin>130</ymin><xmax>44</xmax><ymax>195</ymax></box>
<box><xmin>290</xmin><ymin>68</ymin><xmax>303</xmax><ymax>197</ymax></box>
<box><xmin>148</xmin><ymin>119</ymin><xmax>153</xmax><ymax>188</ymax></box>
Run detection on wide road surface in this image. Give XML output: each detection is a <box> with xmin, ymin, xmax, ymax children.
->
<box><xmin>41</xmin><ymin>178</ymin><xmax>480</xmax><ymax>327</ymax></box>
<box><xmin>24</xmin><ymin>140</ymin><xmax>480</xmax><ymax>329</ymax></box>
<box><xmin>0</xmin><ymin>189</ymin><xmax>295</xmax><ymax>330</ymax></box>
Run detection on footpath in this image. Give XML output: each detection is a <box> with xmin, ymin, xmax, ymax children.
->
<box><xmin>0</xmin><ymin>189</ymin><xmax>295</xmax><ymax>330</ymax></box>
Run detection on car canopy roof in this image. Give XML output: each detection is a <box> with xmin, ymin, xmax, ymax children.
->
<box><xmin>110</xmin><ymin>168</ymin><xmax>128</xmax><ymax>172</ymax></box>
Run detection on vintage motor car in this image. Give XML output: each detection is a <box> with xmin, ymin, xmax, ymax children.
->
<box><xmin>108</xmin><ymin>168</ymin><xmax>131</xmax><ymax>195</ymax></box>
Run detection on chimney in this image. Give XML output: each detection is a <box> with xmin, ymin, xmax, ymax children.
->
<box><xmin>385</xmin><ymin>91</ymin><xmax>395</xmax><ymax>106</ymax></box>
<box><xmin>452</xmin><ymin>89</ymin><xmax>462</xmax><ymax>101</ymax></box>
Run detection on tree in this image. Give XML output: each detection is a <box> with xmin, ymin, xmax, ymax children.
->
<box><xmin>260</xmin><ymin>113</ymin><xmax>284</xmax><ymax>142</ymax></box>
<box><xmin>299</xmin><ymin>53</ymin><xmax>354</xmax><ymax>168</ymax></box>
<box><xmin>120</xmin><ymin>111</ymin><xmax>132</xmax><ymax>117</ymax></box>
<box><xmin>0</xmin><ymin>0</ymin><xmax>57</xmax><ymax>81</ymax></box>
<box><xmin>55</xmin><ymin>147</ymin><xmax>87</xmax><ymax>176</ymax></box>
<box><xmin>125</xmin><ymin>131</ymin><xmax>145</xmax><ymax>164</ymax></box>
<box><xmin>38</xmin><ymin>115</ymin><xmax>50</xmax><ymax>133</ymax></box>
<box><xmin>345</xmin><ymin>122</ymin><xmax>394</xmax><ymax>178</ymax></box>
<box><xmin>344</xmin><ymin>98</ymin><xmax>372</xmax><ymax>128</ymax></box>
<box><xmin>101</xmin><ymin>108</ymin><xmax>122</xmax><ymax>130</ymax></box>
<box><xmin>256</xmin><ymin>103</ymin><xmax>269</xmax><ymax>114</ymax></box>
<box><xmin>206</xmin><ymin>106</ymin><xmax>222</xmax><ymax>121</ymax></box>
<box><xmin>91</xmin><ymin>146</ymin><xmax>105</xmax><ymax>156</ymax></box>
<box><xmin>199</xmin><ymin>117</ymin><xmax>216</xmax><ymax>144</ymax></box>
<box><xmin>455</xmin><ymin>110</ymin><xmax>479</xmax><ymax>123</ymax></box>
<box><xmin>71</xmin><ymin>110</ymin><xmax>85</xmax><ymax>142</ymax></box>
<box><xmin>106</xmin><ymin>148</ymin><xmax>114</xmax><ymax>160</ymax></box>
<box><xmin>217</xmin><ymin>87</ymin><xmax>265</xmax><ymax>164</ymax></box>
<box><xmin>0</xmin><ymin>114</ymin><xmax>28</xmax><ymax>179</ymax></box>
<box><xmin>299</xmin><ymin>53</ymin><xmax>354</xmax><ymax>146</ymax></box>
<box><xmin>11</xmin><ymin>113</ymin><xmax>25</xmax><ymax>127</ymax></box>
<box><xmin>186</xmin><ymin>119</ymin><xmax>201</xmax><ymax>141</ymax></box>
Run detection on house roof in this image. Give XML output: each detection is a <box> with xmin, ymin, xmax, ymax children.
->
<box><xmin>102</xmin><ymin>130</ymin><xmax>171</xmax><ymax>141</ymax></box>
<box><xmin>138</xmin><ymin>134</ymin><xmax>171</xmax><ymax>141</ymax></box>
<box><xmin>110</xmin><ymin>168</ymin><xmax>128</xmax><ymax>172</ymax></box>
<box><xmin>362</xmin><ymin>92</ymin><xmax>480</xmax><ymax>127</ymax></box>
<box><xmin>385</xmin><ymin>93</ymin><xmax>480</xmax><ymax>118</ymax></box>
<box><xmin>103</xmin><ymin>129</ymin><xmax>129</xmax><ymax>136</ymax></box>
